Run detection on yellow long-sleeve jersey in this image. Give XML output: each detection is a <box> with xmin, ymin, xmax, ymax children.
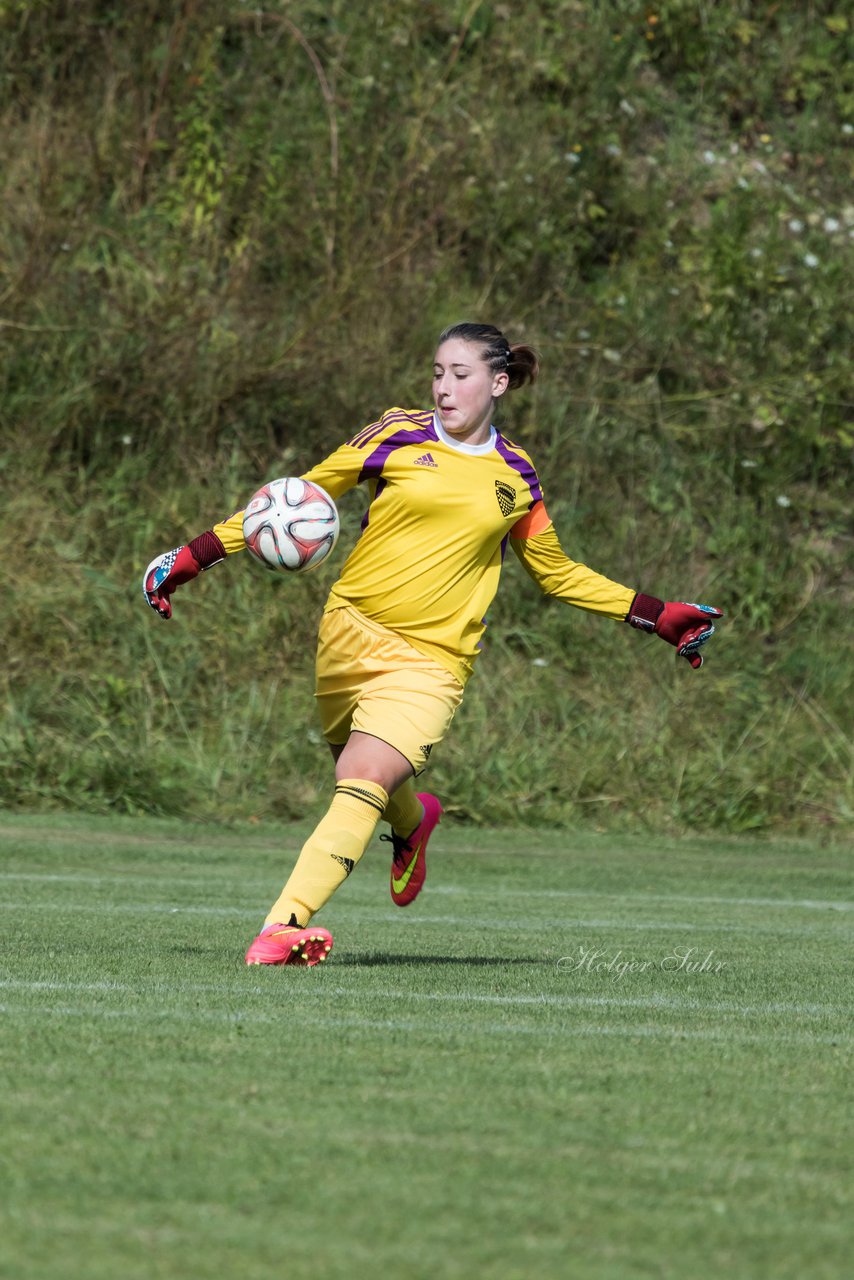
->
<box><xmin>213</xmin><ymin>407</ymin><xmax>636</xmax><ymax>684</ymax></box>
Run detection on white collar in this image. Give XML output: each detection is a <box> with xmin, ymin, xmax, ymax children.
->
<box><xmin>432</xmin><ymin>411</ymin><xmax>496</xmax><ymax>455</ymax></box>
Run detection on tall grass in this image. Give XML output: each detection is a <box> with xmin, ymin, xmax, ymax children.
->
<box><xmin>1</xmin><ymin>1</ymin><xmax>851</xmax><ymax>832</ymax></box>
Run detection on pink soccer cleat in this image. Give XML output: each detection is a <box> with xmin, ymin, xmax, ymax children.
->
<box><xmin>385</xmin><ymin>792</ymin><xmax>443</xmax><ymax>907</ymax></box>
<box><xmin>245</xmin><ymin>921</ymin><xmax>333</xmax><ymax>967</ymax></box>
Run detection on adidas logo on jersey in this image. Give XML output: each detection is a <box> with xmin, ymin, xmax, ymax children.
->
<box><xmin>495</xmin><ymin>480</ymin><xmax>516</xmax><ymax>516</ymax></box>
<box><xmin>414</xmin><ymin>452</ymin><xmax>439</xmax><ymax>467</ymax></box>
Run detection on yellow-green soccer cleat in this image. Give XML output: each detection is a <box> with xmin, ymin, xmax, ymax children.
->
<box><xmin>384</xmin><ymin>791</ymin><xmax>443</xmax><ymax>907</ymax></box>
<box><xmin>245</xmin><ymin>920</ymin><xmax>333</xmax><ymax>966</ymax></box>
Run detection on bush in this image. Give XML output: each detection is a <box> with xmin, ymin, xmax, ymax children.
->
<box><xmin>1</xmin><ymin>1</ymin><xmax>851</xmax><ymax>832</ymax></box>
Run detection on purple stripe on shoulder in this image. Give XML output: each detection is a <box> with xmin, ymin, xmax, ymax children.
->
<box><xmin>494</xmin><ymin>434</ymin><xmax>542</xmax><ymax>506</ymax></box>
<box><xmin>348</xmin><ymin>415</ymin><xmax>398</xmax><ymax>449</ymax></box>
<box><xmin>349</xmin><ymin>408</ymin><xmax>434</xmax><ymax>450</ymax></box>
<box><xmin>358</xmin><ymin>415</ymin><xmax>437</xmax><ymax>482</ymax></box>
<box><xmin>348</xmin><ymin>420</ymin><xmax>385</xmax><ymax>448</ymax></box>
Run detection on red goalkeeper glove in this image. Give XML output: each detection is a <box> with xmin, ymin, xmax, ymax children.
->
<box><xmin>142</xmin><ymin>530</ymin><xmax>225</xmax><ymax>620</ymax></box>
<box><xmin>627</xmin><ymin>594</ymin><xmax>723</xmax><ymax>669</ymax></box>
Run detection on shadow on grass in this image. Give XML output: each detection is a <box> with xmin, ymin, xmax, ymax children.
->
<box><xmin>338</xmin><ymin>953</ymin><xmax>547</xmax><ymax>967</ymax></box>
<box><xmin>171</xmin><ymin>947</ymin><xmax>549</xmax><ymax>966</ymax></box>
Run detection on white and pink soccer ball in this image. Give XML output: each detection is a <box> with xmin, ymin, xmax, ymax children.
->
<box><xmin>242</xmin><ymin>477</ymin><xmax>339</xmax><ymax>573</ymax></box>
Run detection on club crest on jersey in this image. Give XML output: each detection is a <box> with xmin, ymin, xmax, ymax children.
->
<box><xmin>495</xmin><ymin>480</ymin><xmax>516</xmax><ymax>516</ymax></box>
<box><xmin>414</xmin><ymin>452</ymin><xmax>439</xmax><ymax>468</ymax></box>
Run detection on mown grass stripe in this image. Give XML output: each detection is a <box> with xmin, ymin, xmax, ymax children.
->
<box><xmin>0</xmin><ymin>1000</ymin><xmax>848</xmax><ymax>1047</ymax></box>
<box><xmin>0</xmin><ymin>898</ymin><xmax>844</xmax><ymax>937</ymax></box>
<box><xmin>0</xmin><ymin>977</ymin><xmax>847</xmax><ymax>1020</ymax></box>
<box><xmin>2</xmin><ymin>870</ymin><xmax>850</xmax><ymax>912</ymax></box>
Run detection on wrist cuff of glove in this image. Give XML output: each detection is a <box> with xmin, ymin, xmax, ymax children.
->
<box><xmin>187</xmin><ymin>530</ymin><xmax>226</xmax><ymax>571</ymax></box>
<box><xmin>626</xmin><ymin>592</ymin><xmax>664</xmax><ymax>633</ymax></box>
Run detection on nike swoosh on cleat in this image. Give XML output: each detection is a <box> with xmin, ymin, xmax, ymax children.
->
<box><xmin>391</xmin><ymin>847</ymin><xmax>420</xmax><ymax>895</ymax></box>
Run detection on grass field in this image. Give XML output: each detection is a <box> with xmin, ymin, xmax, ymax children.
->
<box><xmin>1</xmin><ymin>812</ymin><xmax>851</xmax><ymax>1280</ymax></box>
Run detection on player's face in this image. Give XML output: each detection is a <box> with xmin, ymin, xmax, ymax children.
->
<box><xmin>432</xmin><ymin>339</ymin><xmax>508</xmax><ymax>445</ymax></box>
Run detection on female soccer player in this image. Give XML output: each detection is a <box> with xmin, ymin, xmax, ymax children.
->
<box><xmin>143</xmin><ymin>322</ymin><xmax>722</xmax><ymax>967</ymax></box>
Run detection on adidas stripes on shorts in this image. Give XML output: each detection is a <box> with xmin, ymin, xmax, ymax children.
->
<box><xmin>315</xmin><ymin>605</ymin><xmax>464</xmax><ymax>772</ymax></box>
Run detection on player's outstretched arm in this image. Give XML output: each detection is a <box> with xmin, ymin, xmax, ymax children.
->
<box><xmin>626</xmin><ymin>595</ymin><xmax>723</xmax><ymax>669</ymax></box>
<box><xmin>142</xmin><ymin>530</ymin><xmax>226</xmax><ymax>620</ymax></box>
<box><xmin>510</xmin><ymin>516</ymin><xmax>722</xmax><ymax>670</ymax></box>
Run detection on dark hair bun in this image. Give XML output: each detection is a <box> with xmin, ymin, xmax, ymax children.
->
<box><xmin>506</xmin><ymin>344</ymin><xmax>539</xmax><ymax>390</ymax></box>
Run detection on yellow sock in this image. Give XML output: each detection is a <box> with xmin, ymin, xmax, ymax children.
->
<box><xmin>383</xmin><ymin>777</ymin><xmax>423</xmax><ymax>838</ymax></box>
<box><xmin>264</xmin><ymin>779</ymin><xmax>389</xmax><ymax>927</ymax></box>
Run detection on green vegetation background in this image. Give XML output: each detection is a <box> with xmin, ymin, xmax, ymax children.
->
<box><xmin>1</xmin><ymin>1</ymin><xmax>851</xmax><ymax>834</ymax></box>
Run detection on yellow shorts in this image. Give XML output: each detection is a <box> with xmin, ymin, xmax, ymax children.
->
<box><xmin>315</xmin><ymin>606</ymin><xmax>464</xmax><ymax>772</ymax></box>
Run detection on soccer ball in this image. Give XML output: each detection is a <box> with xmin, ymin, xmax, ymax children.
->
<box><xmin>242</xmin><ymin>477</ymin><xmax>339</xmax><ymax>573</ymax></box>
